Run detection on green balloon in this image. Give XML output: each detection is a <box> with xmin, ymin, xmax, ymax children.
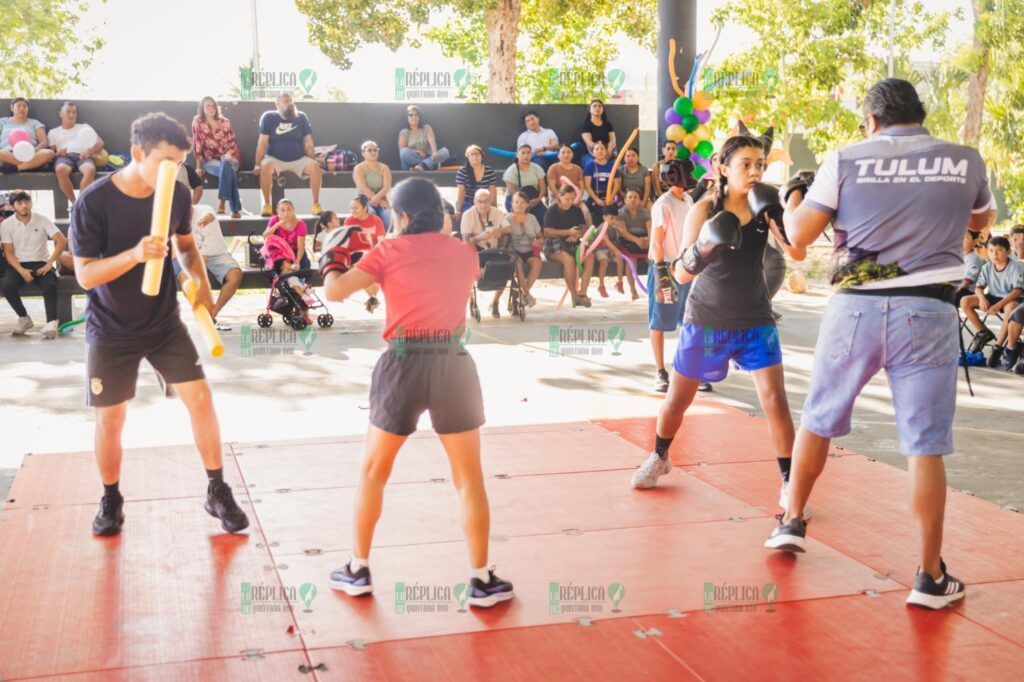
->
<box><xmin>675</xmin><ymin>145</ymin><xmax>690</xmax><ymax>159</ymax></box>
<box><xmin>692</xmin><ymin>165</ymin><xmax>708</xmax><ymax>180</ymax></box>
<box><xmin>695</xmin><ymin>140</ymin><xmax>714</xmax><ymax>158</ymax></box>
<box><xmin>673</xmin><ymin>96</ymin><xmax>694</xmax><ymax>117</ymax></box>
<box><xmin>681</xmin><ymin>114</ymin><xmax>700</xmax><ymax>133</ymax></box>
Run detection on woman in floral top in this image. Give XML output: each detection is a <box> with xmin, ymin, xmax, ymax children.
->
<box><xmin>193</xmin><ymin>96</ymin><xmax>243</xmax><ymax>218</ymax></box>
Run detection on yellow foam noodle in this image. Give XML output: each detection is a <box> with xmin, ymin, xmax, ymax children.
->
<box><xmin>181</xmin><ymin>278</ymin><xmax>224</xmax><ymax>358</ymax></box>
<box><xmin>141</xmin><ymin>159</ymin><xmax>179</xmax><ymax>296</ymax></box>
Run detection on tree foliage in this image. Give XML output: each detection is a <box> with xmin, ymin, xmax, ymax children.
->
<box><xmin>0</xmin><ymin>0</ymin><xmax>105</xmax><ymax>98</ymax></box>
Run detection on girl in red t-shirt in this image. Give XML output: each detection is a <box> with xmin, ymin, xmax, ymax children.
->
<box><xmin>319</xmin><ymin>178</ymin><xmax>514</xmax><ymax>608</ymax></box>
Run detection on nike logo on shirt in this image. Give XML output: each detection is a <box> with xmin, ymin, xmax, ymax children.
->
<box><xmin>276</xmin><ymin>123</ymin><xmax>297</xmax><ymax>136</ymax></box>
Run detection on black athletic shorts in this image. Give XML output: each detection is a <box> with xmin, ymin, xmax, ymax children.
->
<box><xmin>369</xmin><ymin>339</ymin><xmax>485</xmax><ymax>436</ymax></box>
<box><xmin>85</xmin><ymin>321</ymin><xmax>204</xmax><ymax>407</ymax></box>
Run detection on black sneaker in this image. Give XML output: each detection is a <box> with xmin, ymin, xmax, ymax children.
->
<box><xmin>1000</xmin><ymin>345</ymin><xmax>1021</xmax><ymax>371</ymax></box>
<box><xmin>1015</xmin><ymin>359</ymin><xmax>1024</xmax><ymax>375</ymax></box>
<box><xmin>92</xmin><ymin>493</ymin><xmax>125</xmax><ymax>536</ymax></box>
<box><xmin>491</xmin><ymin>301</ymin><xmax>501</xmax><ymax>318</ymax></box>
<box><xmin>654</xmin><ymin>369</ymin><xmax>669</xmax><ymax>393</ymax></box>
<box><xmin>906</xmin><ymin>560</ymin><xmax>965</xmax><ymax>609</ymax></box>
<box><xmin>968</xmin><ymin>328</ymin><xmax>995</xmax><ymax>354</ymax></box>
<box><xmin>329</xmin><ymin>561</ymin><xmax>373</xmax><ymax>596</ymax></box>
<box><xmin>468</xmin><ymin>568</ymin><xmax>514</xmax><ymax>608</ymax></box>
<box><xmin>365</xmin><ymin>296</ymin><xmax>380</xmax><ymax>314</ymax></box>
<box><xmin>698</xmin><ymin>382</ymin><xmax>713</xmax><ymax>392</ymax></box>
<box><xmin>986</xmin><ymin>345</ymin><xmax>1004</xmax><ymax>368</ymax></box>
<box><xmin>764</xmin><ymin>515</ymin><xmax>807</xmax><ymax>552</ymax></box>
<box><xmin>204</xmin><ymin>481</ymin><xmax>249</xmax><ymax>533</ymax></box>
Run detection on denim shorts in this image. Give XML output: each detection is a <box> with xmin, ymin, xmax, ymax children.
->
<box><xmin>172</xmin><ymin>252</ymin><xmax>241</xmax><ymax>285</ymax></box>
<box><xmin>801</xmin><ymin>294</ymin><xmax>959</xmax><ymax>456</ymax></box>
<box><xmin>673</xmin><ymin>324</ymin><xmax>782</xmax><ymax>382</ymax></box>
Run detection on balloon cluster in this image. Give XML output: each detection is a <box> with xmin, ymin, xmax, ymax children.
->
<box><xmin>664</xmin><ymin>90</ymin><xmax>715</xmax><ymax>180</ymax></box>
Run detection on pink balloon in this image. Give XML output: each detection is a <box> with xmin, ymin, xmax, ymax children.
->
<box><xmin>694</xmin><ymin>108</ymin><xmax>712</xmax><ymax>124</ymax></box>
<box><xmin>665</xmin><ymin>108</ymin><xmax>683</xmax><ymax>126</ymax></box>
<box><xmin>7</xmin><ymin>129</ymin><xmax>31</xmax><ymax>146</ymax></box>
<box><xmin>699</xmin><ymin>158</ymin><xmax>713</xmax><ymax>171</ymax></box>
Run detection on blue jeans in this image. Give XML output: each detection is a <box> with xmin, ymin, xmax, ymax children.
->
<box><xmin>202</xmin><ymin>158</ymin><xmax>241</xmax><ymax>213</ymax></box>
<box><xmin>801</xmin><ymin>294</ymin><xmax>959</xmax><ymax>455</ymax></box>
<box><xmin>359</xmin><ymin>194</ymin><xmax>393</xmax><ymax>231</ymax></box>
<box><xmin>400</xmin><ymin>147</ymin><xmax>451</xmax><ymax>170</ymax></box>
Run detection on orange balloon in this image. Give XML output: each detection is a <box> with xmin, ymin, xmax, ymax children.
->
<box><xmin>683</xmin><ymin>133</ymin><xmax>700</xmax><ymax>150</ymax></box>
<box><xmin>692</xmin><ymin>90</ymin><xmax>713</xmax><ymax>110</ymax></box>
<box><xmin>695</xmin><ymin>125</ymin><xmax>711</xmax><ymax>141</ymax></box>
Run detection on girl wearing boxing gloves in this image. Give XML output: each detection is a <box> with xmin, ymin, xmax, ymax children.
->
<box><xmin>630</xmin><ymin>135</ymin><xmax>807</xmax><ymax>520</ymax></box>
<box><xmin>319</xmin><ymin>177</ymin><xmax>514</xmax><ymax>609</ymax></box>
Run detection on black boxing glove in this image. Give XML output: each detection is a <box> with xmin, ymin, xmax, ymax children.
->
<box><xmin>654</xmin><ymin>260</ymin><xmax>678</xmax><ymax>304</ymax></box>
<box><xmin>681</xmin><ymin>210</ymin><xmax>742</xmax><ymax>275</ymax></box>
<box><xmin>747</xmin><ymin>182</ymin><xmax>788</xmax><ymax>245</ymax></box>
<box><xmin>782</xmin><ymin>170</ymin><xmax>815</xmax><ymax>204</ymax></box>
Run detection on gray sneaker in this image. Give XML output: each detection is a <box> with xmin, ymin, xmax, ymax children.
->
<box><xmin>12</xmin><ymin>316</ymin><xmax>33</xmax><ymax>335</ymax></box>
<box><xmin>630</xmin><ymin>452</ymin><xmax>672</xmax><ymax>489</ymax></box>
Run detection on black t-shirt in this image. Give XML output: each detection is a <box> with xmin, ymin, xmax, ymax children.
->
<box><xmin>544</xmin><ymin>204</ymin><xmax>586</xmax><ymax>231</ymax></box>
<box><xmin>70</xmin><ymin>173</ymin><xmax>193</xmax><ymax>347</ymax></box>
<box><xmin>684</xmin><ymin>200</ymin><xmax>774</xmax><ymax>330</ymax></box>
<box><xmin>581</xmin><ymin>117</ymin><xmax>615</xmax><ymax>147</ymax></box>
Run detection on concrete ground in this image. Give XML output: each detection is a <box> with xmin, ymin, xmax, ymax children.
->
<box><xmin>1</xmin><ymin>282</ymin><xmax>1022</xmax><ymax>511</ymax></box>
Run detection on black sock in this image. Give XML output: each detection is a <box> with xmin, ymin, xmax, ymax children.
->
<box><xmin>655</xmin><ymin>435</ymin><xmax>673</xmax><ymax>460</ymax></box>
<box><xmin>206</xmin><ymin>468</ymin><xmax>224</xmax><ymax>486</ymax></box>
<box><xmin>103</xmin><ymin>481</ymin><xmax>121</xmax><ymax>498</ymax></box>
<box><xmin>777</xmin><ymin>457</ymin><xmax>792</xmax><ymax>483</ymax></box>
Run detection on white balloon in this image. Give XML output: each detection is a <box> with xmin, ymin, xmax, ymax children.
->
<box><xmin>77</xmin><ymin>126</ymin><xmax>98</xmax><ymax>149</ymax></box>
<box><xmin>12</xmin><ymin>140</ymin><xmax>34</xmax><ymax>163</ymax></box>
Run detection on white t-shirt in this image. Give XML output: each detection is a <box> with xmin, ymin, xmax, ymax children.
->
<box><xmin>0</xmin><ymin>213</ymin><xmax>60</xmax><ymax>262</ymax></box>
<box><xmin>517</xmin><ymin>127</ymin><xmax>558</xmax><ymax>152</ymax></box>
<box><xmin>461</xmin><ymin>206</ymin><xmax>505</xmax><ymax>250</ymax></box>
<box><xmin>191</xmin><ymin>205</ymin><xmax>230</xmax><ymax>257</ymax></box>
<box><xmin>47</xmin><ymin>123</ymin><xmax>97</xmax><ymax>155</ymax></box>
<box><xmin>650</xmin><ymin>190</ymin><xmax>692</xmax><ymax>261</ymax></box>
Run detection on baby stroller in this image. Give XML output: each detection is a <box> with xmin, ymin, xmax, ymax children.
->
<box><xmin>470</xmin><ymin>248</ymin><xmax>526</xmax><ymax>322</ymax></box>
<box><xmin>250</xmin><ymin>233</ymin><xmax>334</xmax><ymax>331</ymax></box>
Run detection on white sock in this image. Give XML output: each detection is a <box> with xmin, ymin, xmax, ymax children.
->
<box><xmin>350</xmin><ymin>555</ymin><xmax>368</xmax><ymax>571</ymax></box>
<box><xmin>471</xmin><ymin>566</ymin><xmax>490</xmax><ymax>582</ymax></box>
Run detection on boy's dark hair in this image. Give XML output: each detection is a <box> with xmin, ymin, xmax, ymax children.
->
<box><xmin>391</xmin><ymin>178</ymin><xmax>444</xmax><ymax>234</ymax></box>
<box><xmin>863</xmin><ymin>78</ymin><xmax>926</xmax><ymax>128</ymax></box>
<box><xmin>523</xmin><ymin>110</ymin><xmax>539</xmax><ymax>121</ymax></box>
<box><xmin>130</xmin><ymin>113</ymin><xmax>191</xmax><ymax>154</ymax></box>
<box><xmin>988</xmin><ymin>236</ymin><xmax>1011</xmax><ymax>251</ymax></box>
<box><xmin>9</xmin><ymin>190</ymin><xmax>31</xmax><ymax>204</ymax></box>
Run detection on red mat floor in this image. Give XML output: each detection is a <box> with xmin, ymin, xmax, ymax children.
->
<box><xmin>2</xmin><ymin>403</ymin><xmax>1022</xmax><ymax>680</ymax></box>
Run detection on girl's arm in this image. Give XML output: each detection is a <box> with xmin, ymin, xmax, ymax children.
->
<box><xmin>324</xmin><ymin>267</ymin><xmax>378</xmax><ymax>302</ymax></box>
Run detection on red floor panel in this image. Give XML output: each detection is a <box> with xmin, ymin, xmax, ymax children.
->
<box><xmin>683</xmin><ymin>456</ymin><xmax>1024</xmax><ymax>586</ymax></box>
<box><xmin>597</xmin><ymin>406</ymin><xmax>849</xmax><ymax>467</ymax></box>
<box><xmin>308</xmin><ymin>617</ymin><xmax>698</xmax><ymax>681</ymax></box>
<box><xmin>278</xmin><ymin>520</ymin><xmax>884</xmax><ymax>650</ymax></box>
<box><xmin>955</xmin><ymin>579</ymin><xmax>1024</xmax><ymax>647</ymax></box>
<box><xmin>0</xmin><ymin>499</ymin><xmax>298</xmax><ymax>680</ymax></box>
<box><xmin>247</xmin><ymin>468</ymin><xmax>765</xmax><ymax>557</ymax></box>
<box><xmin>233</xmin><ymin>424</ymin><xmax>644</xmax><ymax>494</ymax></box>
<box><xmin>4</xmin><ymin>444</ymin><xmax>239</xmax><ymax>509</ymax></box>
<box><xmin>21</xmin><ymin>651</ymin><xmax>312</xmax><ymax>682</ymax></box>
<box><xmin>632</xmin><ymin>591</ymin><xmax>1024</xmax><ymax>682</ymax></box>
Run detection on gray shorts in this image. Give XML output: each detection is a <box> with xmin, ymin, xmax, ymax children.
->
<box><xmin>801</xmin><ymin>294</ymin><xmax>959</xmax><ymax>456</ymax></box>
<box><xmin>369</xmin><ymin>339</ymin><xmax>485</xmax><ymax>436</ymax></box>
<box><xmin>264</xmin><ymin>155</ymin><xmax>315</xmax><ymax>179</ymax></box>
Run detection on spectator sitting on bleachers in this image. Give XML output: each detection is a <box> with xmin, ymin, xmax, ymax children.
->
<box><xmin>48</xmin><ymin>102</ymin><xmax>104</xmax><ymax>208</ymax></box>
<box><xmin>177</xmin><ymin>163</ymin><xmax>204</xmax><ymax>205</ymax></box>
<box><xmin>956</xmin><ymin>228</ymin><xmax>988</xmax><ymax>307</ymax></box>
<box><xmin>254</xmin><ymin>92</ymin><xmax>323</xmax><ymax>217</ymax></box>
<box><xmin>614</xmin><ymin>188</ymin><xmax>650</xmax><ymax>300</ymax></box>
<box><xmin>398</xmin><ymin>105</ymin><xmax>451</xmax><ymax>171</ymax></box>
<box><xmin>353</xmin><ymin>140</ymin><xmax>393</xmax><ymax>230</ymax></box>
<box><xmin>961</xmin><ymin>236</ymin><xmax>1024</xmax><ymax>362</ymax></box>
<box><xmin>454</xmin><ymin>145</ymin><xmax>497</xmax><ymax>231</ymax></box>
<box><xmin>546</xmin><ymin>144</ymin><xmax>584</xmax><ymax>204</ymax></box>
<box><xmin>544</xmin><ymin>183</ymin><xmax>593</xmax><ymax>308</ymax></box>
<box><xmin>1</xmin><ymin>191</ymin><xmax>66</xmax><ymax>338</ymax></box>
<box><xmin>0</xmin><ymin>98</ymin><xmax>56</xmax><ymax>173</ymax></box>
<box><xmin>1001</xmin><ymin>302</ymin><xmax>1024</xmax><ymax>373</ymax></box>
<box><xmin>583</xmin><ymin>140</ymin><xmax>615</xmax><ymax>218</ymax></box>
<box><xmin>651</xmin><ymin>141</ymin><xmax>678</xmax><ymax>199</ymax></box>
<box><xmin>193</xmin><ymin>96</ymin><xmax>243</xmax><ymax>219</ymax></box>
<box><xmin>517</xmin><ymin>111</ymin><xmax>558</xmax><ymax>164</ymax></box>
<box><xmin>342</xmin><ymin>198</ymin><xmax>386</xmax><ymax>313</ymax></box>
<box><xmin>263</xmin><ymin>198</ymin><xmax>311</xmax><ymax>270</ymax></box>
<box><xmin>496</xmin><ymin>191</ymin><xmax>543</xmax><ymax>308</ymax></box>
<box><xmin>615</xmin><ymin>147</ymin><xmax>650</xmax><ymax>205</ymax></box>
<box><xmin>172</xmin><ymin>205</ymin><xmax>242</xmax><ymax>331</ymax></box>
<box><xmin>461</xmin><ymin>188</ymin><xmax>506</xmax><ymax>318</ymax></box>
<box><xmin>1010</xmin><ymin>224</ymin><xmax>1024</xmax><ymax>261</ymax></box>
<box><xmin>580</xmin><ymin>98</ymin><xmax>616</xmax><ymax>162</ymax></box>
<box><xmin>502</xmin><ymin>144</ymin><xmax>547</xmax><ymax>223</ymax></box>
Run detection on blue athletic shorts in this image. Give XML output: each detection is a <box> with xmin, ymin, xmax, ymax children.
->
<box><xmin>673</xmin><ymin>324</ymin><xmax>782</xmax><ymax>382</ymax></box>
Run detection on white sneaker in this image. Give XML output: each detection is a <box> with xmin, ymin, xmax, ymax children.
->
<box><xmin>630</xmin><ymin>452</ymin><xmax>672</xmax><ymax>489</ymax></box>
<box><xmin>779</xmin><ymin>480</ymin><xmax>812</xmax><ymax>520</ymax></box>
<box><xmin>41</xmin><ymin>320</ymin><xmax>59</xmax><ymax>340</ymax></box>
<box><xmin>12</xmin><ymin>316</ymin><xmax>33</xmax><ymax>335</ymax></box>
<box><xmin>214</xmin><ymin>321</ymin><xmax>232</xmax><ymax>331</ymax></box>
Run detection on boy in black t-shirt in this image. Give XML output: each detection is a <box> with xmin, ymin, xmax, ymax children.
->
<box><xmin>69</xmin><ymin>113</ymin><xmax>248</xmax><ymax>537</ymax></box>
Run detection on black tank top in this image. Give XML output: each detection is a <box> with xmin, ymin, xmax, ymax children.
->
<box><xmin>684</xmin><ymin>196</ymin><xmax>775</xmax><ymax>330</ymax></box>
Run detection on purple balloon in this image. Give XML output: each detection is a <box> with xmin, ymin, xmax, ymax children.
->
<box><xmin>699</xmin><ymin>158</ymin><xmax>713</xmax><ymax>170</ymax></box>
<box><xmin>690</xmin><ymin>152</ymin><xmax>703</xmax><ymax>164</ymax></box>
<box><xmin>694</xmin><ymin>108</ymin><xmax>712</xmax><ymax>124</ymax></box>
<box><xmin>665</xmin><ymin>108</ymin><xmax>683</xmax><ymax>126</ymax></box>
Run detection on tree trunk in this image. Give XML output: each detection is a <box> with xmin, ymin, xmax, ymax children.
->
<box><xmin>962</xmin><ymin>0</ymin><xmax>990</xmax><ymax>145</ymax></box>
<box><xmin>484</xmin><ymin>0</ymin><xmax>521</xmax><ymax>103</ymax></box>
